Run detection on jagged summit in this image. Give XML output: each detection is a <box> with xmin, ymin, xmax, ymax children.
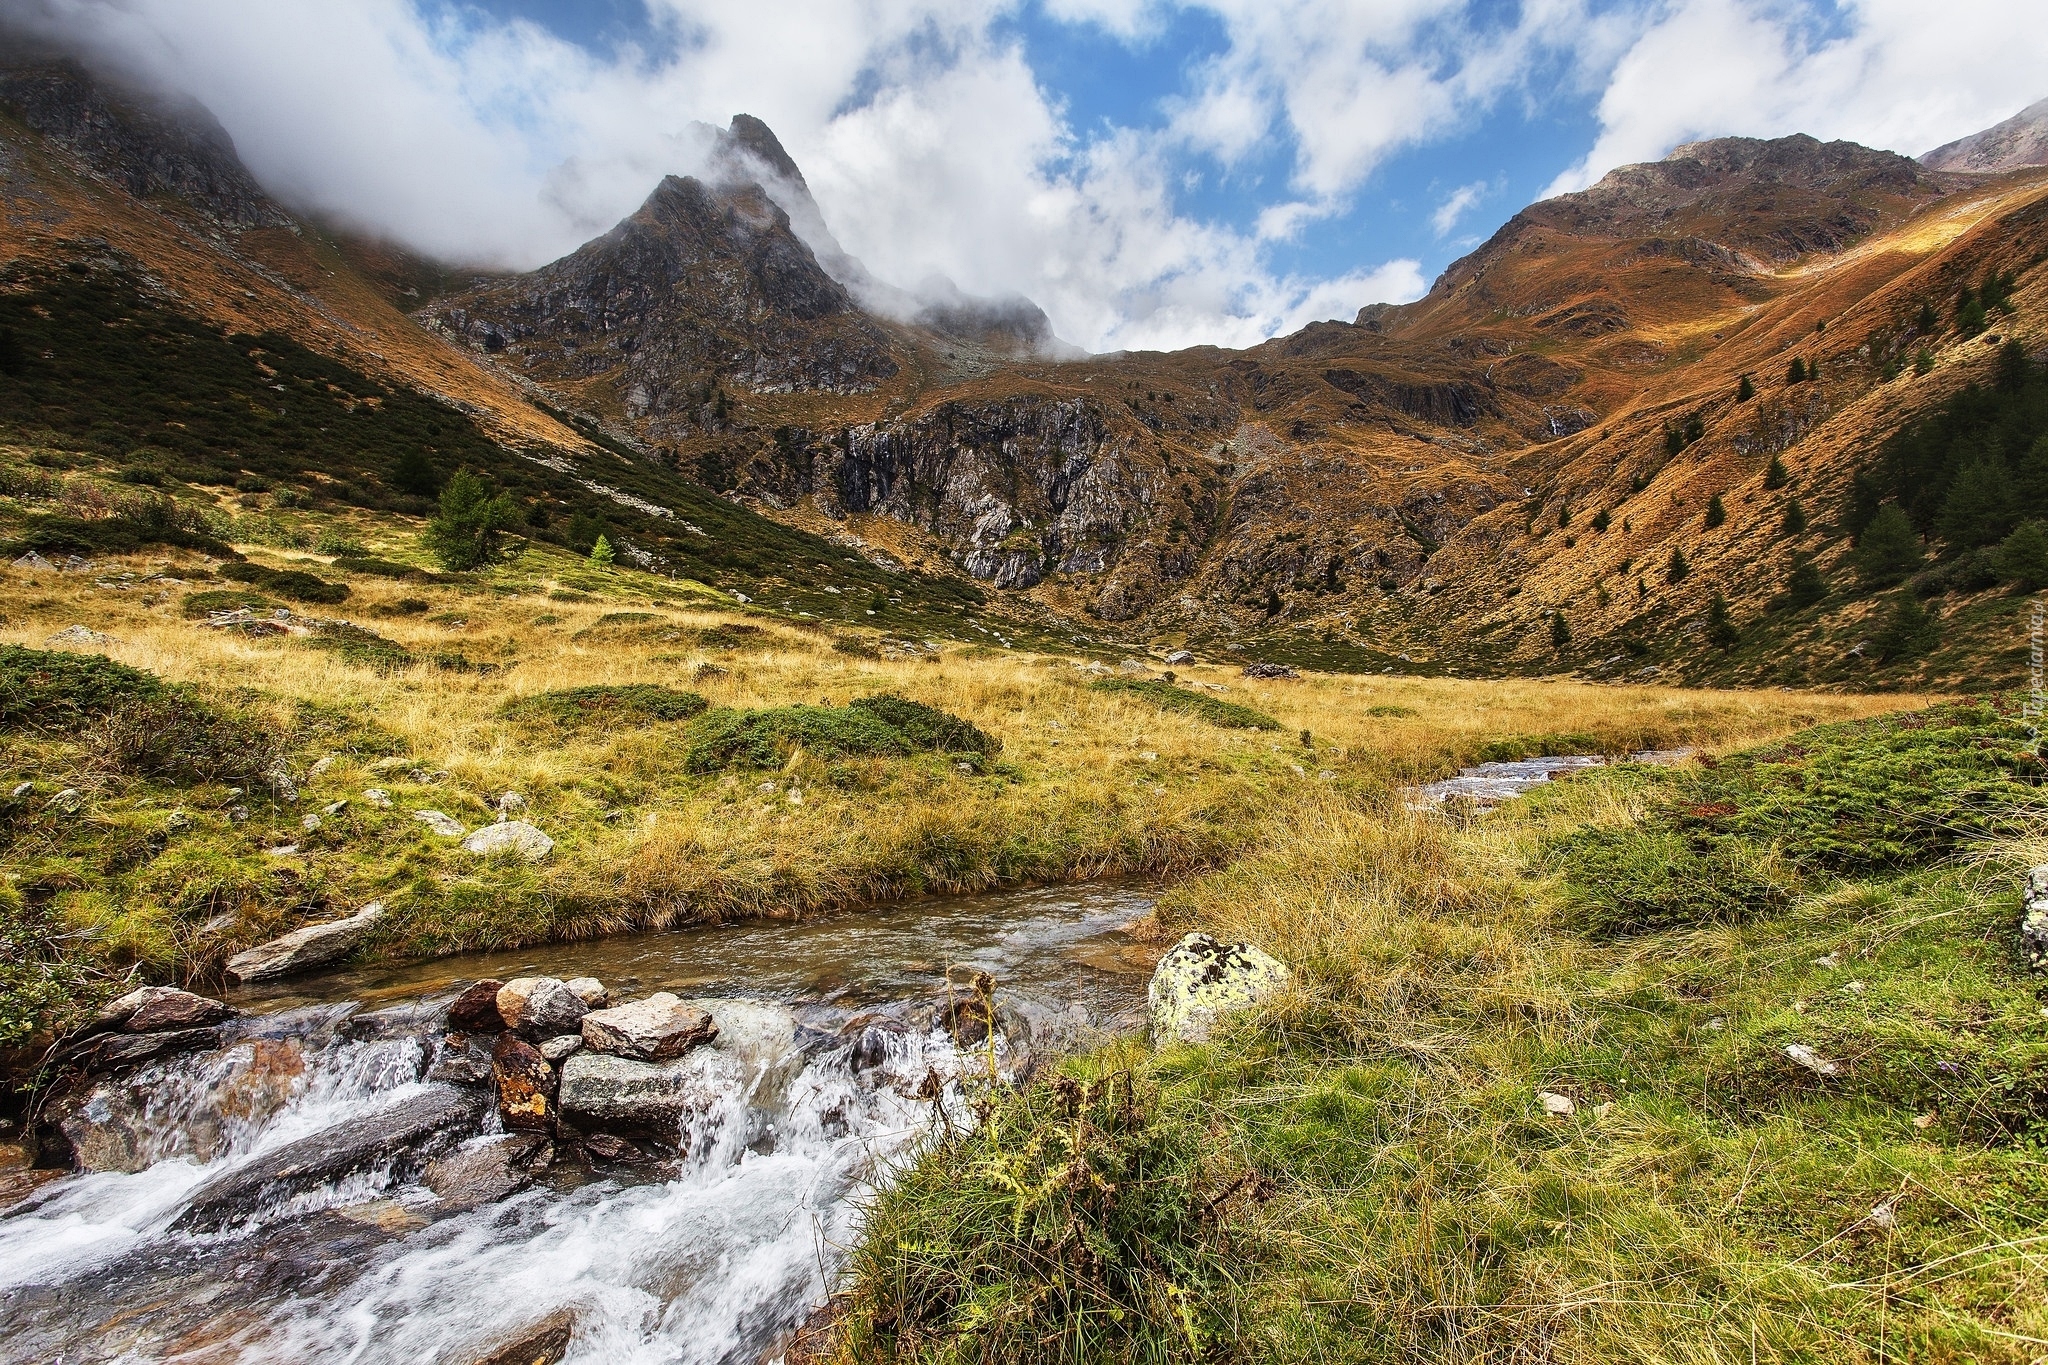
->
<box><xmin>1921</xmin><ymin>97</ymin><xmax>2048</xmax><ymax>174</ymax></box>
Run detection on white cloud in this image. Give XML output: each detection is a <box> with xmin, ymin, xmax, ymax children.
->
<box><xmin>1430</xmin><ymin>180</ymin><xmax>1489</xmax><ymax>236</ymax></box>
<box><xmin>1546</xmin><ymin>0</ymin><xmax>2048</xmax><ymax>197</ymax></box>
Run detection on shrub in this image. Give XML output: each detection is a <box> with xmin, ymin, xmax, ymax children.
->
<box><xmin>1775</xmin><ymin>556</ymin><xmax>1827</xmax><ymax>611</ymax></box>
<box><xmin>218</xmin><ymin>560</ymin><xmax>350</xmax><ymax>604</ymax></box>
<box><xmin>1089</xmin><ymin>678</ymin><xmax>1281</xmax><ymax>731</ymax></box>
<box><xmin>500</xmin><ymin>684</ymin><xmax>708</xmax><ymax>732</ymax></box>
<box><xmin>1548</xmin><ymin>826</ymin><xmax>1798</xmax><ymax>936</ymax></box>
<box><xmin>180</xmin><ymin>587</ymin><xmax>278</xmax><ymax>618</ymax></box>
<box><xmin>330</xmin><ymin>555</ymin><xmax>441</xmax><ymax>582</ymax></box>
<box><xmin>82</xmin><ymin>690</ymin><xmax>283</xmax><ymax>786</ymax></box>
<box><xmin>1872</xmin><ymin>594</ymin><xmax>1939</xmax><ymax>663</ymax></box>
<box><xmin>0</xmin><ymin>883</ymin><xmax>97</xmax><ymax>1048</ymax></box>
<box><xmin>683</xmin><ymin>695</ymin><xmax>997</xmax><ymax>772</ymax></box>
<box><xmin>0</xmin><ymin>645</ymin><xmax>164</xmax><ymax>729</ymax></box>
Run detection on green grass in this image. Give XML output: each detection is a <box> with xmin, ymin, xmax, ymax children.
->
<box><xmin>1089</xmin><ymin>677</ymin><xmax>1282</xmax><ymax>730</ymax></box>
<box><xmin>837</xmin><ymin>702</ymin><xmax>2048</xmax><ymax>1363</ymax></box>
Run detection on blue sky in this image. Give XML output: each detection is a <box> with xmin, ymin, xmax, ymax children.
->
<box><xmin>33</xmin><ymin>0</ymin><xmax>2048</xmax><ymax>351</ymax></box>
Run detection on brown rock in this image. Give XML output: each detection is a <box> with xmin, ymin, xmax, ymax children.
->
<box><xmin>106</xmin><ymin>986</ymin><xmax>234</xmax><ymax>1033</ymax></box>
<box><xmin>492</xmin><ymin>1034</ymin><xmax>554</xmax><ymax>1133</ymax></box>
<box><xmin>448</xmin><ymin>979</ymin><xmax>508</xmax><ymax>1032</ymax></box>
<box><xmin>581</xmin><ymin>1133</ymin><xmax>644</xmax><ymax>1164</ymax></box>
<box><xmin>497</xmin><ymin>977</ymin><xmax>588</xmax><ymax>1038</ymax></box>
<box><xmin>425</xmin><ymin>1134</ymin><xmax>552</xmax><ymax>1210</ymax></box>
<box><xmin>467</xmin><ymin>1309</ymin><xmax>575</xmax><ymax>1365</ymax></box>
<box><xmin>578</xmin><ymin>993</ymin><xmax>716</xmax><ymax>1061</ymax></box>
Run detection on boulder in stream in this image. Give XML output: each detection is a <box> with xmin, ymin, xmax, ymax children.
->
<box><xmin>498</xmin><ymin>977</ymin><xmax>589</xmax><ymax>1038</ymax></box>
<box><xmin>492</xmin><ymin>1034</ymin><xmax>556</xmax><ymax>1132</ymax></box>
<box><xmin>172</xmin><ymin>1083</ymin><xmax>487</xmax><ymax>1231</ymax></box>
<box><xmin>225</xmin><ymin>902</ymin><xmax>384</xmax><ymax>983</ymax></box>
<box><xmin>1147</xmin><ymin>932</ymin><xmax>1291</xmax><ymax>1045</ymax></box>
<box><xmin>465</xmin><ymin>1309</ymin><xmax>576</xmax><ymax>1365</ymax></box>
<box><xmin>424</xmin><ymin>1133</ymin><xmax>552</xmax><ymax>1210</ymax></box>
<box><xmin>447</xmin><ymin>979</ymin><xmax>508</xmax><ymax>1032</ymax></box>
<box><xmin>67</xmin><ymin>1025</ymin><xmax>222</xmax><ymax>1075</ymax></box>
<box><xmin>579</xmin><ymin>993</ymin><xmax>716</xmax><ymax>1061</ymax></box>
<box><xmin>97</xmin><ymin>985</ymin><xmax>235</xmax><ymax>1033</ymax></box>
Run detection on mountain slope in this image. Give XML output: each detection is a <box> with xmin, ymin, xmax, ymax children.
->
<box><xmin>1923</xmin><ymin>98</ymin><xmax>2048</xmax><ymax>174</ymax></box>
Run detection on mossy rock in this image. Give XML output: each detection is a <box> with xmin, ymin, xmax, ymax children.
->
<box><xmin>1088</xmin><ymin>677</ymin><xmax>1281</xmax><ymax>730</ymax></box>
<box><xmin>500</xmin><ymin>684</ymin><xmax>709</xmax><ymax>732</ymax></box>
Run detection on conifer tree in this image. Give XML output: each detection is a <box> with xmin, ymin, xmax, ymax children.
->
<box><xmin>1781</xmin><ymin>555</ymin><xmax>1827</xmax><ymax>610</ymax></box>
<box><xmin>423</xmin><ymin>469</ymin><xmax>521</xmax><ymax>572</ymax></box>
<box><xmin>1914</xmin><ymin>348</ymin><xmax>1934</xmax><ymax>375</ymax></box>
<box><xmin>1591</xmin><ymin>509</ymin><xmax>1611</xmax><ymax>533</ymax></box>
<box><xmin>1915</xmin><ymin>300</ymin><xmax>1938</xmax><ymax>333</ymax></box>
<box><xmin>1737</xmin><ymin>374</ymin><xmax>1755</xmax><ymax>402</ymax></box>
<box><xmin>1763</xmin><ymin>455</ymin><xmax>1789</xmax><ymax>489</ymax></box>
<box><xmin>1704</xmin><ymin>494</ymin><xmax>1726</xmax><ymax>529</ymax></box>
<box><xmin>391</xmin><ymin>447</ymin><xmax>439</xmax><ymax>497</ymax></box>
<box><xmin>1853</xmin><ymin>503</ymin><xmax>1923</xmax><ymax>588</ymax></box>
<box><xmin>1667</xmin><ymin>547</ymin><xmax>1690</xmax><ymax>584</ymax></box>
<box><xmin>1786</xmin><ymin>357</ymin><xmax>1807</xmax><ymax>384</ymax></box>
<box><xmin>1706</xmin><ymin>593</ymin><xmax>1739</xmax><ymax>650</ymax></box>
<box><xmin>1873</xmin><ymin>594</ymin><xmax>1938</xmax><ymax>663</ymax></box>
<box><xmin>1550</xmin><ymin>611</ymin><xmax>1571</xmax><ymax>650</ymax></box>
<box><xmin>1995</xmin><ymin>520</ymin><xmax>2048</xmax><ymax>590</ymax></box>
<box><xmin>1936</xmin><ymin>454</ymin><xmax>2017</xmax><ymax>548</ymax></box>
<box><xmin>589</xmin><ymin>534</ymin><xmax>616</xmax><ymax>566</ymax></box>
<box><xmin>1782</xmin><ymin>499</ymin><xmax>1807</xmax><ymax>535</ymax></box>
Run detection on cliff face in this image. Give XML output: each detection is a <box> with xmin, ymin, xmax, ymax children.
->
<box><xmin>0</xmin><ymin>59</ymin><xmax>290</xmax><ymax>229</ymax></box>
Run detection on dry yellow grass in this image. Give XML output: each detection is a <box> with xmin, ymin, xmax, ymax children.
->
<box><xmin>1</xmin><ymin>539</ymin><xmax>1922</xmax><ymax>978</ymax></box>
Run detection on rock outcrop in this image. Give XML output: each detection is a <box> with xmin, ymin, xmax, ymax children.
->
<box><xmin>1147</xmin><ymin>933</ymin><xmax>1291</xmax><ymax>1045</ymax></box>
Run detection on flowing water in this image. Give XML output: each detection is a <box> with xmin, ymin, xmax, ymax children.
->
<box><xmin>1411</xmin><ymin>748</ymin><xmax>1696</xmax><ymax>808</ymax></box>
<box><xmin>0</xmin><ymin>882</ymin><xmax>1160</xmax><ymax>1365</ymax></box>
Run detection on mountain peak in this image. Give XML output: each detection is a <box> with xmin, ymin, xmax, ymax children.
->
<box><xmin>1921</xmin><ymin>97</ymin><xmax>2048</xmax><ymax>174</ymax></box>
<box><xmin>723</xmin><ymin>114</ymin><xmax>806</xmax><ymax>191</ymax></box>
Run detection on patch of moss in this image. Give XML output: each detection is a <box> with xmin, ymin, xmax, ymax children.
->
<box><xmin>1088</xmin><ymin>677</ymin><xmax>1282</xmax><ymax>730</ymax></box>
<box><xmin>683</xmin><ymin>694</ymin><xmax>996</xmax><ymax>772</ymax></box>
<box><xmin>181</xmin><ymin>588</ymin><xmax>278</xmax><ymax>619</ymax></box>
<box><xmin>0</xmin><ymin>645</ymin><xmax>164</xmax><ymax>729</ymax></box>
<box><xmin>218</xmin><ymin>560</ymin><xmax>349</xmax><ymax>605</ymax></box>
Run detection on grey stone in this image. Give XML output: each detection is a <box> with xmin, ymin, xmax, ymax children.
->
<box><xmin>173</xmin><ymin>1084</ymin><xmax>487</xmax><ymax>1231</ymax></box>
<box><xmin>46</xmin><ymin>788</ymin><xmax>84</xmax><ymax>815</ymax></box>
<box><xmin>363</xmin><ymin>788</ymin><xmax>392</xmax><ymax>808</ymax></box>
<box><xmin>497</xmin><ymin>977</ymin><xmax>588</xmax><ymax>1037</ymax></box>
<box><xmin>462</xmin><ymin>820</ymin><xmax>554</xmax><ymax>860</ymax></box>
<box><xmin>1147</xmin><ymin>932</ymin><xmax>1290</xmax><ymax>1045</ymax></box>
<box><xmin>556</xmin><ymin>1052</ymin><xmax>697</xmax><ymax>1129</ymax></box>
<box><xmin>224</xmin><ymin>902</ymin><xmax>384</xmax><ymax>983</ymax></box>
<box><xmin>415</xmin><ymin>809</ymin><xmax>467</xmax><ymax>837</ymax></box>
<box><xmin>1164</xmin><ymin>649</ymin><xmax>1196</xmax><ymax>665</ymax></box>
<box><xmin>579</xmin><ymin>992</ymin><xmax>716</xmax><ymax>1061</ymax></box>
<box><xmin>12</xmin><ymin>551</ymin><xmax>54</xmax><ymax>571</ymax></box>
<box><xmin>106</xmin><ymin>986</ymin><xmax>234</xmax><ymax>1032</ymax></box>
<box><xmin>44</xmin><ymin>624</ymin><xmax>117</xmax><ymax>649</ymax></box>
<box><xmin>539</xmin><ymin>1034</ymin><xmax>583</xmax><ymax>1063</ymax></box>
<box><xmin>563</xmin><ymin>977</ymin><xmax>607</xmax><ymax>1008</ymax></box>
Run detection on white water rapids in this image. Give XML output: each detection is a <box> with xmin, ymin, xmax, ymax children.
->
<box><xmin>1</xmin><ymin>882</ymin><xmax>1159</xmax><ymax>1364</ymax></box>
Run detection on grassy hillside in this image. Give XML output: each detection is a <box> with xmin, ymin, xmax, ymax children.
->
<box><xmin>834</xmin><ymin>702</ymin><xmax>2048</xmax><ymax>1363</ymax></box>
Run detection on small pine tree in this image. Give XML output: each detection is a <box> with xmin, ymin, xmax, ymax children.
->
<box><xmin>1737</xmin><ymin>374</ymin><xmax>1755</xmax><ymax>402</ymax></box>
<box><xmin>1781</xmin><ymin>555</ymin><xmax>1827</xmax><ymax>610</ymax></box>
<box><xmin>1782</xmin><ymin>499</ymin><xmax>1807</xmax><ymax>535</ymax></box>
<box><xmin>1550</xmin><ymin>611</ymin><xmax>1571</xmax><ymax>650</ymax></box>
<box><xmin>1558</xmin><ymin>503</ymin><xmax>1571</xmax><ymax>529</ymax></box>
<box><xmin>1786</xmin><ymin>357</ymin><xmax>1807</xmax><ymax>384</ymax></box>
<box><xmin>1995</xmin><ymin>519</ymin><xmax>2048</xmax><ymax>589</ymax></box>
<box><xmin>1667</xmin><ymin>547</ymin><xmax>1691</xmax><ymax>584</ymax></box>
<box><xmin>1591</xmin><ymin>508</ymin><xmax>1612</xmax><ymax>533</ymax></box>
<box><xmin>1997</xmin><ymin>338</ymin><xmax>2032</xmax><ymax>392</ymax></box>
<box><xmin>589</xmin><ymin>534</ymin><xmax>616</xmax><ymax>566</ymax></box>
<box><xmin>1704</xmin><ymin>494</ymin><xmax>1726</xmax><ymax>529</ymax></box>
<box><xmin>1873</xmin><ymin>594</ymin><xmax>1939</xmax><ymax>663</ymax></box>
<box><xmin>565</xmin><ymin>510</ymin><xmax>606</xmax><ymax>556</ymax></box>
<box><xmin>1915</xmin><ymin>300</ymin><xmax>1938</xmax><ymax>333</ymax></box>
<box><xmin>1914</xmin><ymin>347</ymin><xmax>1935</xmax><ymax>375</ymax></box>
<box><xmin>1763</xmin><ymin>455</ymin><xmax>1789</xmax><ymax>489</ymax></box>
<box><xmin>1853</xmin><ymin>503</ymin><xmax>1924</xmax><ymax>588</ymax></box>
<box><xmin>423</xmin><ymin>468</ymin><xmax>521</xmax><ymax>572</ymax></box>
<box><xmin>1956</xmin><ymin>286</ymin><xmax>1988</xmax><ymax>337</ymax></box>
<box><xmin>1705</xmin><ymin>593</ymin><xmax>1739</xmax><ymax>650</ymax></box>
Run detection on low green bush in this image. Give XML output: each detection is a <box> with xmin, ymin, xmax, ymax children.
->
<box><xmin>1089</xmin><ymin>677</ymin><xmax>1282</xmax><ymax>730</ymax></box>
<box><xmin>219</xmin><ymin>560</ymin><xmax>350</xmax><ymax>604</ymax></box>
<box><xmin>499</xmin><ymin>684</ymin><xmax>708</xmax><ymax>732</ymax></box>
<box><xmin>683</xmin><ymin>694</ymin><xmax>996</xmax><ymax>771</ymax></box>
<box><xmin>0</xmin><ymin>645</ymin><xmax>164</xmax><ymax>729</ymax></box>
<box><xmin>1546</xmin><ymin>825</ymin><xmax>1799</xmax><ymax>936</ymax></box>
<box><xmin>181</xmin><ymin>588</ymin><xmax>277</xmax><ymax>618</ymax></box>
<box><xmin>329</xmin><ymin>555</ymin><xmax>444</xmax><ymax>582</ymax></box>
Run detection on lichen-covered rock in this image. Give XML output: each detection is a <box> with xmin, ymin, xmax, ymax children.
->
<box><xmin>1146</xmin><ymin>932</ymin><xmax>1290</xmax><ymax>1045</ymax></box>
<box><xmin>2024</xmin><ymin>864</ymin><xmax>2048</xmax><ymax>970</ymax></box>
<box><xmin>492</xmin><ymin>1034</ymin><xmax>555</xmax><ymax>1132</ymax></box>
